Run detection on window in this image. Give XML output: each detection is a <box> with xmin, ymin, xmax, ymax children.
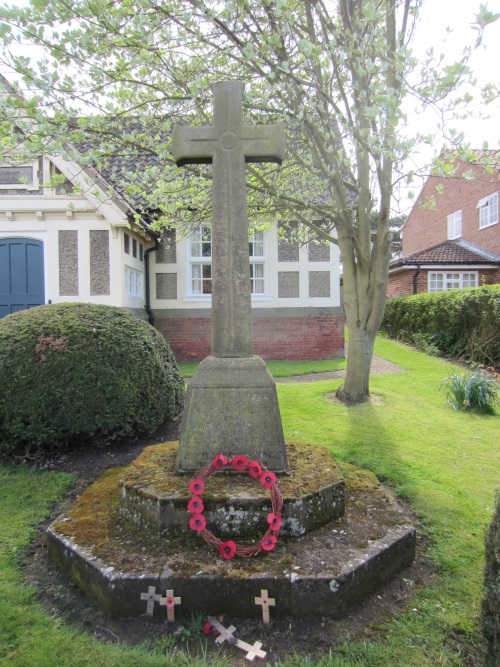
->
<box><xmin>478</xmin><ymin>192</ymin><xmax>498</xmax><ymax>229</ymax></box>
<box><xmin>0</xmin><ymin>161</ymin><xmax>39</xmax><ymax>190</ymax></box>
<box><xmin>139</xmin><ymin>243</ymin><xmax>144</xmax><ymax>261</ymax></box>
<box><xmin>124</xmin><ymin>233</ymin><xmax>130</xmax><ymax>254</ymax></box>
<box><xmin>447</xmin><ymin>210</ymin><xmax>462</xmax><ymax>239</ymax></box>
<box><xmin>132</xmin><ymin>238</ymin><xmax>138</xmax><ymax>258</ymax></box>
<box><xmin>125</xmin><ymin>266</ymin><xmax>143</xmax><ymax>297</ymax></box>
<box><xmin>428</xmin><ymin>272</ymin><xmax>477</xmax><ymax>292</ymax></box>
<box><xmin>189</xmin><ymin>226</ymin><xmax>212</xmax><ymax>295</ymax></box>
<box><xmin>249</xmin><ymin>229</ymin><xmax>265</xmax><ymax>294</ymax></box>
<box><xmin>188</xmin><ymin>226</ymin><xmax>266</xmax><ymax>296</ymax></box>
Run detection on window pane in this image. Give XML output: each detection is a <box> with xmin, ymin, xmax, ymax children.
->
<box><xmin>463</xmin><ymin>273</ymin><xmax>477</xmax><ymax>288</ymax></box>
<box><xmin>202</xmin><ymin>264</ymin><xmax>212</xmax><ymax>294</ymax></box>
<box><xmin>249</xmin><ymin>230</ymin><xmax>264</xmax><ymax>257</ymax></box>
<box><xmin>429</xmin><ymin>273</ymin><xmax>444</xmax><ymax>292</ymax></box>
<box><xmin>191</xmin><ymin>227</ymin><xmax>211</xmax><ymax>257</ymax></box>
<box><xmin>250</xmin><ymin>263</ymin><xmax>264</xmax><ymax>294</ymax></box>
<box><xmin>192</xmin><ymin>264</ymin><xmax>202</xmax><ymax>294</ymax></box>
<box><xmin>447</xmin><ymin>210</ymin><xmax>462</xmax><ymax>239</ymax></box>
<box><xmin>446</xmin><ymin>273</ymin><xmax>460</xmax><ymax>290</ymax></box>
<box><xmin>479</xmin><ymin>193</ymin><xmax>498</xmax><ymax>228</ymax></box>
<box><xmin>202</xmin><ymin>227</ymin><xmax>212</xmax><ymax>257</ymax></box>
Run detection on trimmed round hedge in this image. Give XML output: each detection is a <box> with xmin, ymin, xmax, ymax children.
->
<box><xmin>0</xmin><ymin>303</ymin><xmax>184</xmax><ymax>452</ymax></box>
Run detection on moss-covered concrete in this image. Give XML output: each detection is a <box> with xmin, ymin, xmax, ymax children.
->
<box><xmin>119</xmin><ymin>441</ymin><xmax>344</xmax><ymax>538</ymax></box>
<box><xmin>47</xmin><ymin>449</ymin><xmax>416</xmax><ymax>619</ymax></box>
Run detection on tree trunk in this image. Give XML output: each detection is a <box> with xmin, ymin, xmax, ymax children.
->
<box><xmin>336</xmin><ymin>329</ymin><xmax>376</xmax><ymax>404</ymax></box>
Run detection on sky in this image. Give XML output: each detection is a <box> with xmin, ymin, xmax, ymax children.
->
<box><xmin>1</xmin><ymin>0</ymin><xmax>499</xmax><ymax>214</ymax></box>
<box><xmin>398</xmin><ymin>1</ymin><xmax>500</xmax><ymax>209</ymax></box>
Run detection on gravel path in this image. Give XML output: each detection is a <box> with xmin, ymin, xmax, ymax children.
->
<box><xmin>275</xmin><ymin>350</ymin><xmax>405</xmax><ymax>383</ymax></box>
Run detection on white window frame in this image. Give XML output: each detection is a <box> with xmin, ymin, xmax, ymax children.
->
<box><xmin>188</xmin><ymin>225</ymin><xmax>213</xmax><ymax>297</ymax></box>
<box><xmin>477</xmin><ymin>192</ymin><xmax>498</xmax><ymax>229</ymax></box>
<box><xmin>428</xmin><ymin>271</ymin><xmax>478</xmax><ymax>293</ymax></box>
<box><xmin>125</xmin><ymin>266</ymin><xmax>143</xmax><ymax>298</ymax></box>
<box><xmin>0</xmin><ymin>160</ymin><xmax>40</xmax><ymax>190</ymax></box>
<box><xmin>249</xmin><ymin>229</ymin><xmax>265</xmax><ymax>295</ymax></box>
<box><xmin>447</xmin><ymin>210</ymin><xmax>462</xmax><ymax>239</ymax></box>
<box><xmin>186</xmin><ymin>226</ymin><xmax>268</xmax><ymax>298</ymax></box>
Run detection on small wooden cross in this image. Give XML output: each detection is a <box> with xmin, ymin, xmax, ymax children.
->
<box><xmin>206</xmin><ymin>617</ymin><xmax>267</xmax><ymax>661</ymax></box>
<box><xmin>255</xmin><ymin>589</ymin><xmax>275</xmax><ymax>624</ymax></box>
<box><xmin>140</xmin><ymin>585</ymin><xmax>162</xmax><ymax>616</ymax></box>
<box><xmin>207</xmin><ymin>616</ymin><xmax>237</xmax><ymax>645</ymax></box>
<box><xmin>159</xmin><ymin>589</ymin><xmax>181</xmax><ymax>622</ymax></box>
<box><xmin>234</xmin><ymin>638</ymin><xmax>267</xmax><ymax>662</ymax></box>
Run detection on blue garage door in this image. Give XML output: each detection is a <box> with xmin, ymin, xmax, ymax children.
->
<box><xmin>0</xmin><ymin>238</ymin><xmax>45</xmax><ymax>319</ymax></box>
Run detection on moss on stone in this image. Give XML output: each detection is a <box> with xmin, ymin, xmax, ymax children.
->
<box><xmin>51</xmin><ymin>443</ymin><xmax>412</xmax><ymax>580</ymax></box>
<box><xmin>120</xmin><ymin>440</ymin><xmax>342</xmax><ymax>499</ymax></box>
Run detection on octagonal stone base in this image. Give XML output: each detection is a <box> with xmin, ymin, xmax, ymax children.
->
<box><xmin>46</xmin><ymin>444</ymin><xmax>416</xmax><ymax>620</ymax></box>
<box><xmin>118</xmin><ymin>442</ymin><xmax>344</xmax><ymax>538</ymax></box>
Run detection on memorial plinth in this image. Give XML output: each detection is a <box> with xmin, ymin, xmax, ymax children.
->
<box><xmin>176</xmin><ymin>356</ymin><xmax>287</xmax><ymax>472</ymax></box>
<box><xmin>46</xmin><ymin>442</ymin><xmax>417</xmax><ymax>619</ymax></box>
<box><xmin>120</xmin><ymin>441</ymin><xmax>344</xmax><ymax>537</ymax></box>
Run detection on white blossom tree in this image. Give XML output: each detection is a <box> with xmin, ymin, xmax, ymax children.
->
<box><xmin>0</xmin><ymin>0</ymin><xmax>497</xmax><ymax>402</ymax></box>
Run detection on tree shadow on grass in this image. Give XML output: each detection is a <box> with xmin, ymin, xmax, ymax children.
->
<box><xmin>332</xmin><ymin>396</ymin><xmax>416</xmax><ymax>501</ymax></box>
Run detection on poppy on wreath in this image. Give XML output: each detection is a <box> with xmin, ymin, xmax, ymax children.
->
<box><xmin>260</xmin><ymin>470</ymin><xmax>277</xmax><ymax>489</ymax></box>
<box><xmin>189</xmin><ymin>513</ymin><xmax>206</xmax><ymax>532</ymax></box>
<box><xmin>248</xmin><ymin>460</ymin><xmax>262</xmax><ymax>478</ymax></box>
<box><xmin>267</xmin><ymin>513</ymin><xmax>282</xmax><ymax>531</ymax></box>
<box><xmin>260</xmin><ymin>535</ymin><xmax>277</xmax><ymax>551</ymax></box>
<box><xmin>189</xmin><ymin>478</ymin><xmax>205</xmax><ymax>495</ymax></box>
<box><xmin>187</xmin><ymin>496</ymin><xmax>204</xmax><ymax>513</ymax></box>
<box><xmin>213</xmin><ymin>454</ymin><xmax>229</xmax><ymax>469</ymax></box>
<box><xmin>232</xmin><ymin>455</ymin><xmax>248</xmax><ymax>471</ymax></box>
<box><xmin>220</xmin><ymin>540</ymin><xmax>237</xmax><ymax>559</ymax></box>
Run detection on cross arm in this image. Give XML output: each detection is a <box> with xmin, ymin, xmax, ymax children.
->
<box><xmin>242</xmin><ymin>124</ymin><xmax>286</xmax><ymax>165</ymax></box>
<box><xmin>172</xmin><ymin>124</ymin><xmax>217</xmax><ymax>166</ymax></box>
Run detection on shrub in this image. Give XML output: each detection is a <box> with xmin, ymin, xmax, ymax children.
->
<box><xmin>0</xmin><ymin>303</ymin><xmax>184</xmax><ymax>453</ymax></box>
<box><xmin>381</xmin><ymin>285</ymin><xmax>500</xmax><ymax>366</ymax></box>
<box><xmin>481</xmin><ymin>492</ymin><xmax>500</xmax><ymax>666</ymax></box>
<box><xmin>440</xmin><ymin>369</ymin><xmax>499</xmax><ymax>413</ymax></box>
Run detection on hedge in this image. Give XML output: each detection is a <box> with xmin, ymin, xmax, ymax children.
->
<box><xmin>0</xmin><ymin>303</ymin><xmax>184</xmax><ymax>452</ymax></box>
<box><xmin>380</xmin><ymin>285</ymin><xmax>500</xmax><ymax>366</ymax></box>
<box><xmin>481</xmin><ymin>492</ymin><xmax>500</xmax><ymax>666</ymax></box>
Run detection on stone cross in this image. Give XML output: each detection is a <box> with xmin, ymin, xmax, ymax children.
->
<box><xmin>159</xmin><ymin>589</ymin><xmax>181</xmax><ymax>622</ymax></box>
<box><xmin>255</xmin><ymin>589</ymin><xmax>275</xmax><ymax>624</ymax></box>
<box><xmin>172</xmin><ymin>80</ymin><xmax>285</xmax><ymax>358</ymax></box>
<box><xmin>173</xmin><ymin>81</ymin><xmax>288</xmax><ymax>474</ymax></box>
<box><xmin>140</xmin><ymin>585</ymin><xmax>162</xmax><ymax>616</ymax></box>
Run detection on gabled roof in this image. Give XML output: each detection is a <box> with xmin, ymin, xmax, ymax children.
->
<box><xmin>389</xmin><ymin>240</ymin><xmax>500</xmax><ymax>270</ymax></box>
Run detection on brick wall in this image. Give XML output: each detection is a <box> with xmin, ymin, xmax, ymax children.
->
<box><xmin>387</xmin><ymin>269</ymin><xmax>427</xmax><ymax>298</ymax></box>
<box><xmin>387</xmin><ymin>268</ymin><xmax>500</xmax><ymax>299</ymax></box>
<box><xmin>403</xmin><ymin>162</ymin><xmax>500</xmax><ymax>255</ymax></box>
<box><xmin>155</xmin><ymin>309</ymin><xmax>345</xmax><ymax>361</ymax></box>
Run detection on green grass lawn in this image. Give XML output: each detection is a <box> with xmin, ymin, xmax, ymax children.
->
<box><xmin>0</xmin><ymin>337</ymin><xmax>498</xmax><ymax>666</ymax></box>
<box><xmin>178</xmin><ymin>357</ymin><xmax>346</xmax><ymax>378</ymax></box>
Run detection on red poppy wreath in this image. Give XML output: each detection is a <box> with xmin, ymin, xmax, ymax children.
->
<box><xmin>187</xmin><ymin>454</ymin><xmax>284</xmax><ymax>559</ymax></box>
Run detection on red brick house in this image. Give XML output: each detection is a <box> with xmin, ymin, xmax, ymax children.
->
<box><xmin>387</xmin><ymin>154</ymin><xmax>500</xmax><ymax>298</ymax></box>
